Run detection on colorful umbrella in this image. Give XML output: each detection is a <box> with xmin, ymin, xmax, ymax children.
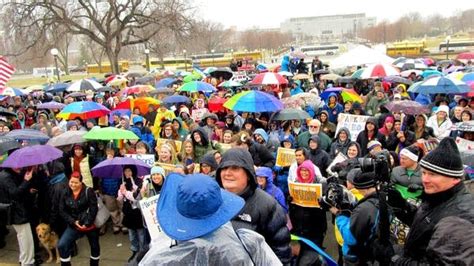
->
<box><xmin>84</xmin><ymin>127</ymin><xmax>139</xmax><ymax>141</ymax></box>
<box><xmin>207</xmin><ymin>96</ymin><xmax>227</xmax><ymax>112</ymax></box>
<box><xmin>47</xmin><ymin>130</ymin><xmax>87</xmax><ymax>147</ymax></box>
<box><xmin>91</xmin><ymin>157</ymin><xmax>151</xmax><ymax>178</ymax></box>
<box><xmin>461</xmin><ymin>73</ymin><xmax>474</xmax><ymax>83</ymax></box>
<box><xmin>340</xmin><ymin>89</ymin><xmax>363</xmax><ymax>103</ymax></box>
<box><xmin>106</xmin><ymin>75</ymin><xmax>128</xmax><ymax>86</ymax></box>
<box><xmin>224</xmin><ymin>90</ymin><xmax>283</xmax><ymax>112</ymax></box>
<box><xmin>394</xmin><ymin>59</ymin><xmax>427</xmax><ymax>70</ymax></box>
<box><xmin>250</xmin><ymin>73</ymin><xmax>288</xmax><ymax>85</ymax></box>
<box><xmin>178</xmin><ymin>81</ymin><xmax>216</xmax><ymax>93</ymax></box>
<box><xmin>456</xmin><ymin>52</ymin><xmax>474</xmax><ymax>61</ymax></box>
<box><xmin>123</xmin><ymin>85</ymin><xmax>154</xmax><ymax>95</ymax></box>
<box><xmin>57</xmin><ymin>101</ymin><xmax>111</xmax><ymax>120</ymax></box>
<box><xmin>0</xmin><ymin>87</ymin><xmax>26</xmax><ymax>96</ymax></box>
<box><xmin>320</xmin><ymin>87</ymin><xmax>343</xmax><ymax>100</ymax></box>
<box><xmin>446</xmin><ymin>71</ymin><xmax>464</xmax><ymax>81</ymax></box>
<box><xmin>1</xmin><ymin>144</ymin><xmax>62</xmax><ymax>168</ymax></box>
<box><xmin>465</xmin><ymin>81</ymin><xmax>474</xmax><ymax>97</ymax></box>
<box><xmin>162</xmin><ymin>70</ymin><xmax>175</xmax><ymax>77</ymax></box>
<box><xmin>161</xmin><ymin>95</ymin><xmax>190</xmax><ymax>105</ymax></box>
<box><xmin>409</xmin><ymin>76</ymin><xmax>470</xmax><ymax>95</ymax></box>
<box><xmin>183</xmin><ymin>74</ymin><xmax>201</xmax><ymax>83</ymax></box>
<box><xmin>132</xmin><ymin>97</ymin><xmax>160</xmax><ymax>115</ymax></box>
<box><xmin>359</xmin><ymin>63</ymin><xmax>399</xmax><ymax>79</ymax></box>
<box><xmin>6</xmin><ymin>129</ymin><xmax>50</xmax><ymax>142</ymax></box>
<box><xmin>272</xmin><ymin>108</ymin><xmax>310</xmax><ymax>120</ymax></box>
<box><xmin>66</xmin><ymin>79</ymin><xmax>102</xmax><ymax>92</ymax></box>
<box><xmin>218</xmin><ymin>80</ymin><xmax>242</xmax><ymax>88</ymax></box>
<box><xmin>37</xmin><ymin>101</ymin><xmax>66</xmax><ymax>110</ymax></box>
<box><xmin>278</xmin><ymin>71</ymin><xmax>293</xmax><ymax>77</ymax></box>
<box><xmin>384</xmin><ymin>100</ymin><xmax>430</xmax><ymax>115</ymax></box>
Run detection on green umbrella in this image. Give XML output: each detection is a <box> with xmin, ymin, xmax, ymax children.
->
<box><xmin>183</xmin><ymin>74</ymin><xmax>201</xmax><ymax>83</ymax></box>
<box><xmin>272</xmin><ymin>108</ymin><xmax>311</xmax><ymax>121</ymax></box>
<box><xmin>84</xmin><ymin>127</ymin><xmax>139</xmax><ymax>140</ymax></box>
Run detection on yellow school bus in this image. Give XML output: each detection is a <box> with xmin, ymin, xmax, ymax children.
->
<box><xmin>386</xmin><ymin>41</ymin><xmax>429</xmax><ymax>58</ymax></box>
<box><xmin>87</xmin><ymin>61</ymin><xmax>129</xmax><ymax>73</ymax></box>
<box><xmin>146</xmin><ymin>58</ymin><xmax>192</xmax><ymax>70</ymax></box>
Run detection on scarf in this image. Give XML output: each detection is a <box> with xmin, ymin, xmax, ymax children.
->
<box><xmin>73</xmin><ymin>155</ymin><xmax>84</xmax><ymax>173</ymax></box>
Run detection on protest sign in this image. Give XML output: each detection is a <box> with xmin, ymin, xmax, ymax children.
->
<box><xmin>456</xmin><ymin>137</ymin><xmax>474</xmax><ymax>152</ymax></box>
<box><xmin>275</xmin><ymin>147</ymin><xmax>296</xmax><ymax>167</ymax></box>
<box><xmin>125</xmin><ymin>153</ymin><xmax>155</xmax><ymax>167</ymax></box>
<box><xmin>336</xmin><ymin>113</ymin><xmax>370</xmax><ymax>141</ymax></box>
<box><xmin>156</xmin><ymin>163</ymin><xmax>177</xmax><ymax>176</ymax></box>
<box><xmin>288</xmin><ymin>182</ymin><xmax>322</xmax><ymax>208</ymax></box>
<box><xmin>156</xmin><ymin>138</ymin><xmax>182</xmax><ymax>153</ymax></box>
<box><xmin>139</xmin><ymin>195</ymin><xmax>169</xmax><ymax>242</ymax></box>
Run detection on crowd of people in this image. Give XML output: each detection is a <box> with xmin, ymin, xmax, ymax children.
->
<box><xmin>0</xmin><ymin>55</ymin><xmax>473</xmax><ymax>266</ymax></box>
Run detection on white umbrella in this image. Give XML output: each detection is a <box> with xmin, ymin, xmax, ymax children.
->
<box><xmin>66</xmin><ymin>79</ymin><xmax>103</xmax><ymax>92</ymax></box>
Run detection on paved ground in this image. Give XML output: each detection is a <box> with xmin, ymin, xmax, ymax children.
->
<box><xmin>0</xmin><ymin>215</ymin><xmax>339</xmax><ymax>265</ymax></box>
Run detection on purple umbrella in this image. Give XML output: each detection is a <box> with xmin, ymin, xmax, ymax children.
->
<box><xmin>384</xmin><ymin>100</ymin><xmax>430</xmax><ymax>115</ymax></box>
<box><xmin>37</xmin><ymin>101</ymin><xmax>66</xmax><ymax>110</ymax></box>
<box><xmin>91</xmin><ymin>157</ymin><xmax>151</xmax><ymax>178</ymax></box>
<box><xmin>1</xmin><ymin>145</ymin><xmax>63</xmax><ymax>168</ymax></box>
<box><xmin>319</xmin><ymin>87</ymin><xmax>344</xmax><ymax>100</ymax></box>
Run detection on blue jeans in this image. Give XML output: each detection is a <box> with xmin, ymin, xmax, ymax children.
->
<box><xmin>58</xmin><ymin>226</ymin><xmax>100</xmax><ymax>260</ymax></box>
<box><xmin>128</xmin><ymin>228</ymin><xmax>146</xmax><ymax>252</ymax></box>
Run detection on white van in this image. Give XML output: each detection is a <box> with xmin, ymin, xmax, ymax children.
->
<box><xmin>32</xmin><ymin>67</ymin><xmax>65</xmax><ymax>78</ymax></box>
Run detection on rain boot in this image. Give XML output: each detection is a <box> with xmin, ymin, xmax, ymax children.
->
<box><xmin>90</xmin><ymin>258</ymin><xmax>99</xmax><ymax>266</ymax></box>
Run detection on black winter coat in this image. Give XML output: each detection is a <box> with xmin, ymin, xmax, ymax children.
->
<box><xmin>0</xmin><ymin>169</ymin><xmax>32</xmax><ymax>225</ymax></box>
<box><xmin>356</xmin><ymin>130</ymin><xmax>386</xmax><ymax>157</ymax></box>
<box><xmin>59</xmin><ymin>185</ymin><xmax>98</xmax><ymax>228</ymax></box>
<box><xmin>248</xmin><ymin>142</ymin><xmax>275</xmax><ymax>168</ymax></box>
<box><xmin>307</xmin><ymin>148</ymin><xmax>330</xmax><ymax>177</ymax></box>
<box><xmin>386</xmin><ymin>130</ymin><xmax>416</xmax><ymax>152</ymax></box>
<box><xmin>289</xmin><ymin>203</ymin><xmax>327</xmax><ymax>247</ymax></box>
<box><xmin>394</xmin><ymin>182</ymin><xmax>474</xmax><ymax>265</ymax></box>
<box><xmin>232</xmin><ymin>187</ymin><xmax>291</xmax><ymax>264</ymax></box>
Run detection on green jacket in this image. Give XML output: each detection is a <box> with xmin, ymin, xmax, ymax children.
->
<box><xmin>296</xmin><ymin>131</ymin><xmax>332</xmax><ymax>152</ymax></box>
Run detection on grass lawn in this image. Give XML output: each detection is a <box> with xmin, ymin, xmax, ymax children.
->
<box><xmin>6</xmin><ymin>73</ymin><xmax>105</xmax><ymax>88</ymax></box>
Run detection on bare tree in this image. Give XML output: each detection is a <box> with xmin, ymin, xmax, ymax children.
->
<box><xmin>3</xmin><ymin>0</ymin><xmax>193</xmax><ymax>73</ymax></box>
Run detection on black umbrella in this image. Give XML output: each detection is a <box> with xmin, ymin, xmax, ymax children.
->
<box><xmin>96</xmin><ymin>86</ymin><xmax>114</xmax><ymax>93</ymax></box>
<box><xmin>0</xmin><ymin>137</ymin><xmax>20</xmax><ymax>154</ymax></box>
<box><xmin>135</xmin><ymin>76</ymin><xmax>155</xmax><ymax>85</ymax></box>
<box><xmin>0</xmin><ymin>107</ymin><xmax>16</xmax><ymax>117</ymax></box>
<box><xmin>384</xmin><ymin>100</ymin><xmax>429</xmax><ymax>115</ymax></box>
<box><xmin>210</xmin><ymin>67</ymin><xmax>233</xmax><ymax>80</ymax></box>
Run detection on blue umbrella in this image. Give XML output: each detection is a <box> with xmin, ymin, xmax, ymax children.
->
<box><xmin>162</xmin><ymin>95</ymin><xmax>190</xmax><ymax>104</ymax></box>
<box><xmin>223</xmin><ymin>90</ymin><xmax>283</xmax><ymax>112</ymax></box>
<box><xmin>1</xmin><ymin>144</ymin><xmax>62</xmax><ymax>168</ymax></box>
<box><xmin>6</xmin><ymin>129</ymin><xmax>50</xmax><ymax>142</ymax></box>
<box><xmin>319</xmin><ymin>87</ymin><xmax>343</xmax><ymax>100</ymax></box>
<box><xmin>91</xmin><ymin>157</ymin><xmax>151</xmax><ymax>178</ymax></box>
<box><xmin>45</xmin><ymin>83</ymin><xmax>69</xmax><ymax>93</ymax></box>
<box><xmin>155</xmin><ymin>78</ymin><xmax>177</xmax><ymax>88</ymax></box>
<box><xmin>421</xmin><ymin>69</ymin><xmax>442</xmax><ymax>78</ymax></box>
<box><xmin>409</xmin><ymin>76</ymin><xmax>470</xmax><ymax>95</ymax></box>
<box><xmin>461</xmin><ymin>72</ymin><xmax>474</xmax><ymax>83</ymax></box>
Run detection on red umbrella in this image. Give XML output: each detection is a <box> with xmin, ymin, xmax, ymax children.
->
<box><xmin>207</xmin><ymin>96</ymin><xmax>227</xmax><ymax>112</ymax></box>
<box><xmin>360</xmin><ymin>63</ymin><xmax>399</xmax><ymax>79</ymax></box>
<box><xmin>250</xmin><ymin>73</ymin><xmax>288</xmax><ymax>85</ymax></box>
<box><xmin>466</xmin><ymin>81</ymin><xmax>474</xmax><ymax>97</ymax></box>
<box><xmin>456</xmin><ymin>52</ymin><xmax>474</xmax><ymax>61</ymax></box>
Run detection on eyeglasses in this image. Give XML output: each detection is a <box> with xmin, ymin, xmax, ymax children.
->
<box><xmin>309</xmin><ymin>125</ymin><xmax>318</xmax><ymax>128</ymax></box>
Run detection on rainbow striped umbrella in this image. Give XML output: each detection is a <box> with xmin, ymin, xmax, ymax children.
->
<box><xmin>178</xmin><ymin>81</ymin><xmax>216</xmax><ymax>93</ymax></box>
<box><xmin>224</xmin><ymin>90</ymin><xmax>283</xmax><ymax>112</ymax></box>
<box><xmin>57</xmin><ymin>101</ymin><xmax>110</xmax><ymax>120</ymax></box>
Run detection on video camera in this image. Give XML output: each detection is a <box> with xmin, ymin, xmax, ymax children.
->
<box><xmin>319</xmin><ymin>178</ymin><xmax>356</xmax><ymax>212</ymax></box>
<box><xmin>357</xmin><ymin>150</ymin><xmax>392</xmax><ymax>184</ymax></box>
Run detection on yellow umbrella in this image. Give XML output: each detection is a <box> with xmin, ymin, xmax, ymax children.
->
<box><xmin>132</xmin><ymin>97</ymin><xmax>160</xmax><ymax>115</ymax></box>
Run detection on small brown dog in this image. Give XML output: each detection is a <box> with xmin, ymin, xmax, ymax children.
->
<box><xmin>36</xmin><ymin>223</ymin><xmax>60</xmax><ymax>263</ymax></box>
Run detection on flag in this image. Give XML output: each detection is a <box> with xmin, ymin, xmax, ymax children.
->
<box><xmin>0</xmin><ymin>57</ymin><xmax>15</xmax><ymax>89</ymax></box>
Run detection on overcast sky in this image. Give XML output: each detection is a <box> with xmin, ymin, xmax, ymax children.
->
<box><xmin>197</xmin><ymin>0</ymin><xmax>474</xmax><ymax>30</ymax></box>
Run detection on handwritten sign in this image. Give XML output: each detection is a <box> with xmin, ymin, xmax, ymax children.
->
<box><xmin>125</xmin><ymin>154</ymin><xmax>155</xmax><ymax>167</ymax></box>
<box><xmin>336</xmin><ymin>113</ymin><xmax>370</xmax><ymax>141</ymax></box>
<box><xmin>288</xmin><ymin>182</ymin><xmax>322</xmax><ymax>208</ymax></box>
<box><xmin>456</xmin><ymin>137</ymin><xmax>474</xmax><ymax>152</ymax></box>
<box><xmin>156</xmin><ymin>138</ymin><xmax>182</xmax><ymax>153</ymax></box>
<box><xmin>139</xmin><ymin>195</ymin><xmax>170</xmax><ymax>242</ymax></box>
<box><xmin>275</xmin><ymin>147</ymin><xmax>296</xmax><ymax>167</ymax></box>
<box><xmin>156</xmin><ymin>163</ymin><xmax>177</xmax><ymax>176</ymax></box>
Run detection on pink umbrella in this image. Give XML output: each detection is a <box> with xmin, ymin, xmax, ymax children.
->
<box><xmin>456</xmin><ymin>52</ymin><xmax>474</xmax><ymax>61</ymax></box>
<box><xmin>250</xmin><ymin>73</ymin><xmax>288</xmax><ymax>85</ymax></box>
<box><xmin>360</xmin><ymin>63</ymin><xmax>400</xmax><ymax>79</ymax></box>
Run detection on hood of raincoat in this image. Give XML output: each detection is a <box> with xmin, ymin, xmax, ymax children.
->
<box><xmin>253</xmin><ymin>128</ymin><xmax>269</xmax><ymax>143</ymax></box>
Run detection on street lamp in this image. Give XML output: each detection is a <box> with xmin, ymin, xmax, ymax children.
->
<box><xmin>50</xmin><ymin>48</ymin><xmax>60</xmax><ymax>82</ymax></box>
<box><xmin>230</xmin><ymin>48</ymin><xmax>234</xmax><ymax>58</ymax></box>
<box><xmin>183</xmin><ymin>49</ymin><xmax>187</xmax><ymax>71</ymax></box>
<box><xmin>144</xmin><ymin>48</ymin><xmax>150</xmax><ymax>72</ymax></box>
<box><xmin>211</xmin><ymin>49</ymin><xmax>215</xmax><ymax>67</ymax></box>
<box><xmin>445</xmin><ymin>35</ymin><xmax>451</xmax><ymax>60</ymax></box>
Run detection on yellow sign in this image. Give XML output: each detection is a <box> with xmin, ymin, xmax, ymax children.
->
<box><xmin>288</xmin><ymin>182</ymin><xmax>322</xmax><ymax>208</ymax></box>
<box><xmin>156</xmin><ymin>163</ymin><xmax>177</xmax><ymax>176</ymax></box>
<box><xmin>156</xmin><ymin>138</ymin><xmax>182</xmax><ymax>153</ymax></box>
<box><xmin>275</xmin><ymin>147</ymin><xmax>296</xmax><ymax>167</ymax></box>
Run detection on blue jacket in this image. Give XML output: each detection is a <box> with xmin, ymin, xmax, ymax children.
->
<box><xmin>281</xmin><ymin>55</ymin><xmax>290</xmax><ymax>72</ymax></box>
<box><xmin>322</xmin><ymin>93</ymin><xmax>344</xmax><ymax>123</ymax></box>
<box><xmin>256</xmin><ymin>167</ymin><xmax>288</xmax><ymax>213</ymax></box>
<box><xmin>131</xmin><ymin>125</ymin><xmax>155</xmax><ymax>149</ymax></box>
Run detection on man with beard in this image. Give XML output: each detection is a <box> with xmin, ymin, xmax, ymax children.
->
<box><xmin>297</xmin><ymin>119</ymin><xmax>332</xmax><ymax>152</ymax></box>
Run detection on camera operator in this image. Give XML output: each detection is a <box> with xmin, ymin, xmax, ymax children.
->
<box><xmin>330</xmin><ymin>170</ymin><xmax>382</xmax><ymax>265</ymax></box>
<box><xmin>387</xmin><ymin>138</ymin><xmax>474</xmax><ymax>264</ymax></box>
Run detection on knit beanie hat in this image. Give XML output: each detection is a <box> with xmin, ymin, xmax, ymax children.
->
<box><xmin>353</xmin><ymin>171</ymin><xmax>376</xmax><ymax>189</ymax></box>
<box><xmin>419</xmin><ymin>137</ymin><xmax>464</xmax><ymax>178</ymax></box>
<box><xmin>150</xmin><ymin>166</ymin><xmax>165</xmax><ymax>176</ymax></box>
<box><xmin>400</xmin><ymin>145</ymin><xmax>422</xmax><ymax>162</ymax></box>
<box><xmin>367</xmin><ymin>140</ymin><xmax>382</xmax><ymax>151</ymax></box>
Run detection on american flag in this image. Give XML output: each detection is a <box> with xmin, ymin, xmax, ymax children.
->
<box><xmin>0</xmin><ymin>57</ymin><xmax>15</xmax><ymax>89</ymax></box>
